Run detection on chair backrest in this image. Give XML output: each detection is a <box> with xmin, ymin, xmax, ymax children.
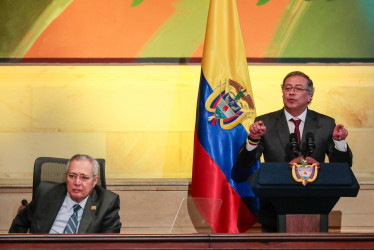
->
<box><xmin>33</xmin><ymin>157</ymin><xmax>106</xmax><ymax>199</ymax></box>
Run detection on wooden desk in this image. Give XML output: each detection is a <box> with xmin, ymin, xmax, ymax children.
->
<box><xmin>1</xmin><ymin>233</ymin><xmax>374</xmax><ymax>249</ymax></box>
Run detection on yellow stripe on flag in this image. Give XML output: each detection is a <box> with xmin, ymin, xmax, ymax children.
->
<box><xmin>201</xmin><ymin>0</ymin><xmax>256</xmax><ymax>131</ymax></box>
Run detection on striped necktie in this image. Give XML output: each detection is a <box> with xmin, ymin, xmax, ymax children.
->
<box><xmin>64</xmin><ymin>204</ymin><xmax>81</xmax><ymax>234</ymax></box>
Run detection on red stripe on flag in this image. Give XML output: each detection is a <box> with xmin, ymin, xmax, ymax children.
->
<box><xmin>191</xmin><ymin>131</ymin><xmax>256</xmax><ymax>233</ymax></box>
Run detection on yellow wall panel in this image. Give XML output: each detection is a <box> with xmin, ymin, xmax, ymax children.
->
<box><xmin>179</xmin><ymin>132</ymin><xmax>195</xmax><ymax>176</ymax></box>
<box><xmin>106</xmin><ymin>132</ymin><xmax>182</xmax><ymax>178</ymax></box>
<box><xmin>0</xmin><ymin>66</ymin><xmax>200</xmax><ymax>132</ymax></box>
<box><xmin>346</xmin><ymin>130</ymin><xmax>374</xmax><ymax>175</ymax></box>
<box><xmin>0</xmin><ymin>132</ymin><xmax>106</xmax><ymax>184</ymax></box>
<box><xmin>326</xmin><ymin>87</ymin><xmax>374</xmax><ymax>128</ymax></box>
<box><xmin>0</xmin><ymin>65</ymin><xmax>373</xmax><ymax>183</ymax></box>
<box><xmin>0</xmin><ymin>88</ymin><xmax>33</xmax><ymax>131</ymax></box>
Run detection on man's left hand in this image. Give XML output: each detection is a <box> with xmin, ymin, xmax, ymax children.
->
<box><xmin>333</xmin><ymin>124</ymin><xmax>348</xmax><ymax>141</ymax></box>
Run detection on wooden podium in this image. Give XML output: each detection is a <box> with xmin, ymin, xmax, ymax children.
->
<box><xmin>250</xmin><ymin>162</ymin><xmax>360</xmax><ymax>232</ymax></box>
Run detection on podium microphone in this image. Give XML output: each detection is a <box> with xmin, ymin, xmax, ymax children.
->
<box><xmin>288</xmin><ymin>133</ymin><xmax>301</xmax><ymax>159</ymax></box>
<box><xmin>305</xmin><ymin>132</ymin><xmax>315</xmax><ymax>157</ymax></box>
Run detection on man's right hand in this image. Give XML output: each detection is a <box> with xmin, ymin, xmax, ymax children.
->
<box><xmin>249</xmin><ymin>120</ymin><xmax>266</xmax><ymax>139</ymax></box>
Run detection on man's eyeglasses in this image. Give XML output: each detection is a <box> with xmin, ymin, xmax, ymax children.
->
<box><xmin>283</xmin><ymin>86</ymin><xmax>308</xmax><ymax>93</ymax></box>
<box><xmin>67</xmin><ymin>173</ymin><xmax>93</xmax><ymax>182</ymax></box>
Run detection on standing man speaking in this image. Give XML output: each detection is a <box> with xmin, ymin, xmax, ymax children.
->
<box><xmin>237</xmin><ymin>71</ymin><xmax>353</xmax><ymax>232</ymax></box>
<box><xmin>9</xmin><ymin>154</ymin><xmax>122</xmax><ymax>233</ymax></box>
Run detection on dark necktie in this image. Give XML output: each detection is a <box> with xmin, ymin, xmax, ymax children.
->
<box><xmin>290</xmin><ymin>118</ymin><xmax>301</xmax><ymax>145</ymax></box>
<box><xmin>64</xmin><ymin>204</ymin><xmax>81</xmax><ymax>234</ymax></box>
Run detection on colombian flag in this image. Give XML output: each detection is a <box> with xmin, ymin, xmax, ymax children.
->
<box><xmin>191</xmin><ymin>0</ymin><xmax>260</xmax><ymax>233</ymax></box>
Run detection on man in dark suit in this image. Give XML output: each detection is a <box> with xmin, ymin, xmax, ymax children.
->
<box><xmin>9</xmin><ymin>154</ymin><xmax>122</xmax><ymax>233</ymax></box>
<box><xmin>237</xmin><ymin>71</ymin><xmax>353</xmax><ymax>232</ymax></box>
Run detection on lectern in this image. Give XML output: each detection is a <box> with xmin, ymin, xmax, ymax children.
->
<box><xmin>250</xmin><ymin>162</ymin><xmax>360</xmax><ymax>232</ymax></box>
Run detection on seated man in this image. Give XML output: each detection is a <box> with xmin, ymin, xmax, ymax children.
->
<box><xmin>9</xmin><ymin>154</ymin><xmax>122</xmax><ymax>233</ymax></box>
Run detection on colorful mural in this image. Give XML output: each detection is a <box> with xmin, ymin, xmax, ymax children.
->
<box><xmin>1</xmin><ymin>0</ymin><xmax>373</xmax><ymax>63</ymax></box>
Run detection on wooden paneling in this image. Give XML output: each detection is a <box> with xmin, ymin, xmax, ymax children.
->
<box><xmin>1</xmin><ymin>234</ymin><xmax>374</xmax><ymax>249</ymax></box>
<box><xmin>1</xmin><ymin>181</ymin><xmax>373</xmax><ymax>234</ymax></box>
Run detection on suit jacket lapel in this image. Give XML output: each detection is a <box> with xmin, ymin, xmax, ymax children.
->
<box><xmin>303</xmin><ymin>109</ymin><xmax>317</xmax><ymax>144</ymax></box>
<box><xmin>78</xmin><ymin>189</ymin><xmax>97</xmax><ymax>233</ymax></box>
<box><xmin>39</xmin><ymin>183</ymin><xmax>66</xmax><ymax>233</ymax></box>
<box><xmin>274</xmin><ymin>109</ymin><xmax>290</xmax><ymax>149</ymax></box>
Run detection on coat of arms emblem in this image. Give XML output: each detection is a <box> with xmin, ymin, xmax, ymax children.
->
<box><xmin>290</xmin><ymin>158</ymin><xmax>320</xmax><ymax>186</ymax></box>
<box><xmin>205</xmin><ymin>79</ymin><xmax>255</xmax><ymax>130</ymax></box>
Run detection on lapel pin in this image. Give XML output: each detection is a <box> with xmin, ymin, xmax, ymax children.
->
<box><xmin>91</xmin><ymin>206</ymin><xmax>96</xmax><ymax>211</ymax></box>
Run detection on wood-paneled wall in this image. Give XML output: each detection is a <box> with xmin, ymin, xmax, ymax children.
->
<box><xmin>0</xmin><ymin>65</ymin><xmax>372</xmax><ymax>182</ymax></box>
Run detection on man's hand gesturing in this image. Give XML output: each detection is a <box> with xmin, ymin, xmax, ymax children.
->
<box><xmin>333</xmin><ymin>124</ymin><xmax>348</xmax><ymax>141</ymax></box>
<box><xmin>249</xmin><ymin>121</ymin><xmax>266</xmax><ymax>139</ymax></box>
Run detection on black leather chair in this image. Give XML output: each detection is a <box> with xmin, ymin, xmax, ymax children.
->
<box><xmin>32</xmin><ymin>157</ymin><xmax>106</xmax><ymax>199</ymax></box>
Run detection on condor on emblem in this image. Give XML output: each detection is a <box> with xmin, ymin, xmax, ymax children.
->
<box><xmin>205</xmin><ymin>79</ymin><xmax>255</xmax><ymax>130</ymax></box>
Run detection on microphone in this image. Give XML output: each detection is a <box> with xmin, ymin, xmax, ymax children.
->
<box><xmin>305</xmin><ymin>132</ymin><xmax>315</xmax><ymax>157</ymax></box>
<box><xmin>288</xmin><ymin>133</ymin><xmax>301</xmax><ymax>159</ymax></box>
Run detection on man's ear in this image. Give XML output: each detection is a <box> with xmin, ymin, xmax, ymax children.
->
<box><xmin>93</xmin><ymin>175</ymin><xmax>99</xmax><ymax>187</ymax></box>
<box><xmin>308</xmin><ymin>93</ymin><xmax>313</xmax><ymax>103</ymax></box>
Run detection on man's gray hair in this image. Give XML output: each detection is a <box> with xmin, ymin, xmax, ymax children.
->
<box><xmin>67</xmin><ymin>154</ymin><xmax>99</xmax><ymax>177</ymax></box>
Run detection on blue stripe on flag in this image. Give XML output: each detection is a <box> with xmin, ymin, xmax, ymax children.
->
<box><xmin>195</xmin><ymin>71</ymin><xmax>259</xmax><ymax>199</ymax></box>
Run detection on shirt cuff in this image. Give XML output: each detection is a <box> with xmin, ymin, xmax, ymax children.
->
<box><xmin>333</xmin><ymin>139</ymin><xmax>348</xmax><ymax>152</ymax></box>
<box><xmin>245</xmin><ymin>137</ymin><xmax>258</xmax><ymax>151</ymax></box>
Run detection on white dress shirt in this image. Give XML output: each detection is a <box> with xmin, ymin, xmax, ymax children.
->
<box><xmin>49</xmin><ymin>193</ymin><xmax>88</xmax><ymax>234</ymax></box>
